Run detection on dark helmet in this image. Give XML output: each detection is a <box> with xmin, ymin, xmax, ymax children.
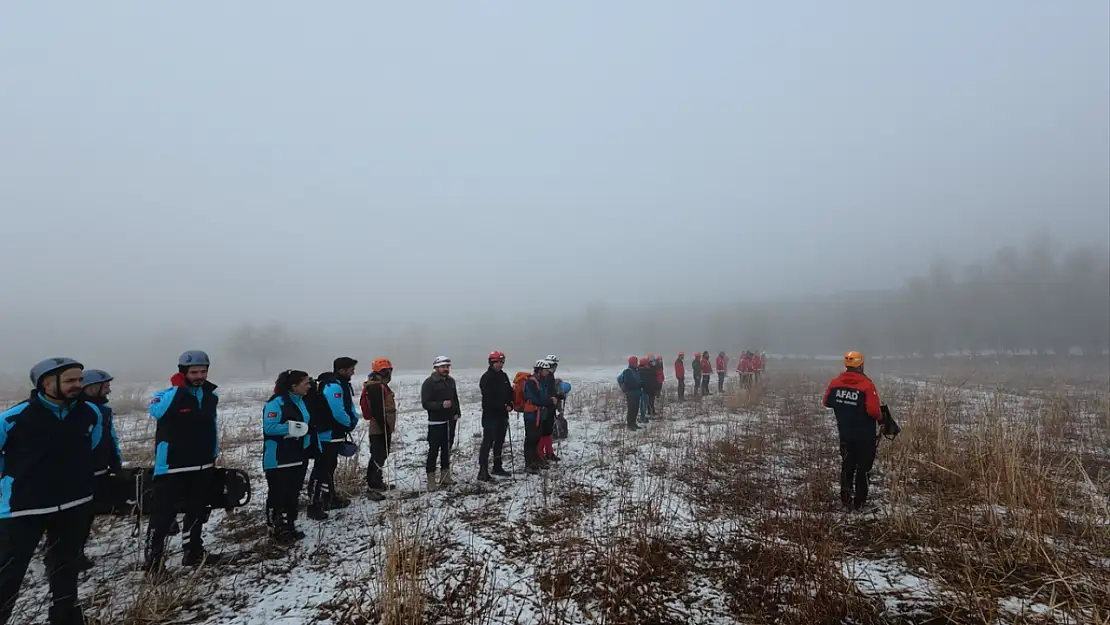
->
<box><xmin>81</xmin><ymin>369</ymin><xmax>114</xmax><ymax>387</ymax></box>
<box><xmin>29</xmin><ymin>357</ymin><xmax>84</xmax><ymax>390</ymax></box>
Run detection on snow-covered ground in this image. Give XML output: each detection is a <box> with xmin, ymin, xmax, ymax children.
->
<box><xmin>9</xmin><ymin>365</ymin><xmax>1109</xmax><ymax>625</ymax></box>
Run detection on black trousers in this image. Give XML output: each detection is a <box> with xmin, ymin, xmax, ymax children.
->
<box><xmin>309</xmin><ymin>444</ymin><xmax>340</xmax><ymax>508</ymax></box>
<box><xmin>479</xmin><ymin>411</ymin><xmax>509</xmax><ymax>471</ymax></box>
<box><xmin>676</xmin><ymin>376</ymin><xmax>685</xmax><ymax>400</ymax></box>
<box><xmin>146</xmin><ymin>468</ymin><xmax>215</xmax><ymax>562</ymax></box>
<box><xmin>265</xmin><ymin>463</ymin><xmax>307</xmax><ymax>529</ymax></box>
<box><xmin>839</xmin><ymin>439</ymin><xmax>878</xmax><ymax>508</ymax></box>
<box><xmin>522</xmin><ymin>416</ymin><xmax>541</xmax><ymax>465</ymax></box>
<box><xmin>0</xmin><ymin>503</ymin><xmax>91</xmax><ymax>625</ymax></box>
<box><xmin>625</xmin><ymin>393</ymin><xmax>640</xmax><ymax>427</ymax></box>
<box><xmin>78</xmin><ymin>473</ymin><xmax>115</xmax><ymax>553</ymax></box>
<box><xmin>701</xmin><ymin>374</ymin><xmax>711</xmax><ymax>394</ymax></box>
<box><xmin>718</xmin><ymin>372</ymin><xmax>725</xmax><ymax>392</ymax></box>
<box><xmin>366</xmin><ymin>434</ymin><xmax>391</xmax><ymax>488</ymax></box>
<box><xmin>426</xmin><ymin>423</ymin><xmax>451</xmax><ymax>473</ymax></box>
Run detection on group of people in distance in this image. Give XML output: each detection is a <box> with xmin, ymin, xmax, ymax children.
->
<box><xmin>616</xmin><ymin>350</ymin><xmax>768</xmax><ymax>429</ymax></box>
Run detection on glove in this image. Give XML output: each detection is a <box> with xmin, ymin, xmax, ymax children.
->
<box><xmin>287</xmin><ymin>421</ymin><xmax>309</xmax><ymax>438</ymax></box>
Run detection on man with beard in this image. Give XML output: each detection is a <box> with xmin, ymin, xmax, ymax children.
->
<box><xmin>478</xmin><ymin>351</ymin><xmax>514</xmax><ymax>481</ymax></box>
<box><xmin>307</xmin><ymin>357</ymin><xmax>359</xmax><ymax>519</ymax></box>
<box><xmin>421</xmin><ymin>356</ymin><xmax>460</xmax><ymax>491</ymax></box>
<box><xmin>144</xmin><ymin>350</ymin><xmax>226</xmax><ymax>575</ymax></box>
<box><xmin>75</xmin><ymin>369</ymin><xmax>123</xmax><ymax>571</ymax></box>
<box><xmin>0</xmin><ymin>358</ymin><xmax>101</xmax><ymax>625</ymax></box>
<box><xmin>361</xmin><ymin>358</ymin><xmax>397</xmax><ymax>501</ymax></box>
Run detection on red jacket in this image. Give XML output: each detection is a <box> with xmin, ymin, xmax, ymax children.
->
<box><xmin>715</xmin><ymin>355</ymin><xmax>728</xmax><ymax>372</ymax></box>
<box><xmin>700</xmin><ymin>359</ymin><xmax>712</xmax><ymax>375</ymax></box>
<box><xmin>674</xmin><ymin>358</ymin><xmax>685</xmax><ymax>378</ymax></box>
<box><xmin>737</xmin><ymin>355</ymin><xmax>754</xmax><ymax>374</ymax></box>
<box><xmin>656</xmin><ymin>365</ymin><xmax>665</xmax><ymax>385</ymax></box>
<box><xmin>754</xmin><ymin>354</ymin><xmax>765</xmax><ymax>371</ymax></box>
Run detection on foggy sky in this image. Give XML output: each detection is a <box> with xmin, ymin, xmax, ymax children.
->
<box><xmin>1</xmin><ymin>1</ymin><xmax>1108</xmax><ymax>378</ymax></box>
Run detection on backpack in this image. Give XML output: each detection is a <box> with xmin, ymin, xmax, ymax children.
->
<box><xmin>511</xmin><ymin>371</ymin><xmax>531</xmax><ymax>412</ymax></box>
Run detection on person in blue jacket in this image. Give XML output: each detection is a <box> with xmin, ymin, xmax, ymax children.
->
<box><xmin>307</xmin><ymin>357</ymin><xmax>359</xmax><ymax>520</ymax></box>
<box><xmin>262</xmin><ymin>369</ymin><xmax>317</xmax><ymax>543</ymax></box>
<box><xmin>522</xmin><ymin>360</ymin><xmax>555</xmax><ymax>473</ymax></box>
<box><xmin>0</xmin><ymin>357</ymin><xmax>102</xmax><ymax>625</ymax></box>
<box><xmin>617</xmin><ymin>356</ymin><xmax>643</xmax><ymax>431</ymax></box>
<box><xmin>144</xmin><ymin>350</ymin><xmax>225</xmax><ymax>575</ymax></box>
<box><xmin>75</xmin><ymin>369</ymin><xmax>123</xmax><ymax>571</ymax></box>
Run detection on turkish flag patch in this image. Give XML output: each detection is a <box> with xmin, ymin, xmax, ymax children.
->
<box><xmin>334</xmin><ymin>393</ymin><xmax>342</xmax><ymax>398</ymax></box>
<box><xmin>267</xmin><ymin>412</ymin><xmax>278</xmax><ymax>418</ymax></box>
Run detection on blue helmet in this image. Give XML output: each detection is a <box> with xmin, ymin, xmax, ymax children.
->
<box><xmin>82</xmin><ymin>369</ymin><xmax>114</xmax><ymax>387</ymax></box>
<box><xmin>29</xmin><ymin>357</ymin><xmax>84</xmax><ymax>389</ymax></box>
<box><xmin>178</xmin><ymin>350</ymin><xmax>211</xmax><ymax>367</ymax></box>
<box><xmin>560</xmin><ymin>381</ymin><xmax>572</xmax><ymax>394</ymax></box>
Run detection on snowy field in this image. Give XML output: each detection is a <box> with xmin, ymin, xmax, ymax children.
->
<box><xmin>8</xmin><ymin>362</ymin><xmax>1110</xmax><ymax>625</ymax></box>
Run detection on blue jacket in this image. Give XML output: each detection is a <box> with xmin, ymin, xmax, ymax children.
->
<box><xmin>317</xmin><ymin>378</ymin><xmax>359</xmax><ymax>443</ymax></box>
<box><xmin>262</xmin><ymin>393</ymin><xmax>319</xmax><ymax>470</ymax></box>
<box><xmin>618</xmin><ymin>367</ymin><xmax>643</xmax><ymax>393</ymax></box>
<box><xmin>0</xmin><ymin>392</ymin><xmax>103</xmax><ymax>518</ymax></box>
<box><xmin>522</xmin><ymin>375</ymin><xmax>551</xmax><ymax>422</ymax></box>
<box><xmin>150</xmin><ymin>379</ymin><xmax>219</xmax><ymax>476</ymax></box>
<box><xmin>87</xmin><ymin>399</ymin><xmax>122</xmax><ymax>475</ymax></box>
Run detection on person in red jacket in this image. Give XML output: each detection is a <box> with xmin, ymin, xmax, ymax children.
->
<box><xmin>673</xmin><ymin>352</ymin><xmax>686</xmax><ymax>401</ymax></box>
<box><xmin>736</xmin><ymin>351</ymin><xmax>754</xmax><ymax>388</ymax></box>
<box><xmin>699</xmin><ymin>351</ymin><xmax>712</xmax><ymax>395</ymax></box>
<box><xmin>715</xmin><ymin>352</ymin><xmax>728</xmax><ymax>393</ymax></box>
<box><xmin>754</xmin><ymin>351</ymin><xmax>766</xmax><ymax>383</ymax></box>
<box><xmin>822</xmin><ymin>351</ymin><xmax>884</xmax><ymax>511</ymax></box>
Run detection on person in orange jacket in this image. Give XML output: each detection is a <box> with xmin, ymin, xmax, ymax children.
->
<box><xmin>715</xmin><ymin>351</ymin><xmax>728</xmax><ymax>392</ymax></box>
<box><xmin>822</xmin><ymin>351</ymin><xmax>884</xmax><ymax>511</ymax></box>
<box><xmin>673</xmin><ymin>352</ymin><xmax>686</xmax><ymax>401</ymax></box>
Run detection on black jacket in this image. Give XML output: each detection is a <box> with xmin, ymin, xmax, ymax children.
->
<box><xmin>479</xmin><ymin>367</ymin><xmax>513</xmax><ymax>414</ymax></box>
<box><xmin>421</xmin><ymin>372</ymin><xmax>461</xmax><ymax>424</ymax></box>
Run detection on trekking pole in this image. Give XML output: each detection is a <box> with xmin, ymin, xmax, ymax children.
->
<box><xmin>507</xmin><ymin>413</ymin><xmax>517</xmax><ymax>479</ymax></box>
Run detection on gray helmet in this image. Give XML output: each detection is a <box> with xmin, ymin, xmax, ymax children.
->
<box><xmin>82</xmin><ymin>369</ymin><xmax>114</xmax><ymax>387</ymax></box>
<box><xmin>29</xmin><ymin>357</ymin><xmax>84</xmax><ymax>389</ymax></box>
<box><xmin>178</xmin><ymin>350</ymin><xmax>211</xmax><ymax>367</ymax></box>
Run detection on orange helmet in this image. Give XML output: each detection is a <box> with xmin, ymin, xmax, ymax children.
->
<box><xmin>638</xmin><ymin>357</ymin><xmax>649</xmax><ymax>367</ymax></box>
<box><xmin>372</xmin><ymin>357</ymin><xmax>394</xmax><ymax>373</ymax></box>
<box><xmin>843</xmin><ymin>351</ymin><xmax>864</xmax><ymax>368</ymax></box>
<box><xmin>628</xmin><ymin>355</ymin><xmax>638</xmax><ymax>366</ymax></box>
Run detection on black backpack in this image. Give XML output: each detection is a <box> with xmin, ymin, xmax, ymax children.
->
<box><xmin>95</xmin><ymin>467</ymin><xmax>252</xmax><ymax>517</ymax></box>
<box><xmin>879</xmin><ymin>404</ymin><xmax>901</xmax><ymax>440</ymax></box>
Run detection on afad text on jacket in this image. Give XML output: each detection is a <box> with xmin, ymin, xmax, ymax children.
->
<box><xmin>0</xmin><ymin>392</ymin><xmax>102</xmax><ymax>518</ymax></box>
<box><xmin>150</xmin><ymin>374</ymin><xmax>219</xmax><ymax>477</ymax></box>
<box><xmin>822</xmin><ymin>371</ymin><xmax>883</xmax><ymax>442</ymax></box>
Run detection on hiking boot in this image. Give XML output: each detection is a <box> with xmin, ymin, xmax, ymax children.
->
<box><xmin>48</xmin><ymin>603</ymin><xmax>85</xmax><ymax>625</ymax></box>
<box><xmin>306</xmin><ymin>505</ymin><xmax>329</xmax><ymax>521</ymax></box>
<box><xmin>182</xmin><ymin>549</ymin><xmax>227</xmax><ymax>568</ymax></box>
<box><xmin>477</xmin><ymin>468</ymin><xmax>494</xmax><ymax>482</ymax></box>
<box><xmin>330</xmin><ymin>495</ymin><xmax>352</xmax><ymax>509</ymax></box>
<box><xmin>525</xmin><ymin>464</ymin><xmax>539</xmax><ymax>475</ymax></box>
<box><xmin>546</xmin><ymin>454</ymin><xmax>561</xmax><ymax>463</ymax></box>
<box><xmin>426</xmin><ymin>473</ymin><xmax>437</xmax><ymax>493</ymax></box>
<box><xmin>627</xmin><ymin>424</ymin><xmax>640</xmax><ymax>431</ymax></box>
<box><xmin>438</xmin><ymin>467</ymin><xmax>455</xmax><ymax>486</ymax></box>
<box><xmin>75</xmin><ymin>553</ymin><xmax>95</xmax><ymax>571</ymax></box>
<box><xmin>366</xmin><ymin>490</ymin><xmax>386</xmax><ymax>502</ymax></box>
<box><xmin>491</xmin><ymin>467</ymin><xmax>512</xmax><ymax>477</ymax></box>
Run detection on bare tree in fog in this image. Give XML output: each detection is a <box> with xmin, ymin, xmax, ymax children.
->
<box><xmin>227</xmin><ymin>323</ymin><xmax>298</xmax><ymax>376</ymax></box>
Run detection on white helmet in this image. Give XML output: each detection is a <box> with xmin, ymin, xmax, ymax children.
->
<box><xmin>534</xmin><ymin>359</ymin><xmax>552</xmax><ymax>370</ymax></box>
<box><xmin>545</xmin><ymin>354</ymin><xmax>559</xmax><ymax>365</ymax></box>
<box><xmin>432</xmin><ymin>356</ymin><xmax>451</xmax><ymax>368</ymax></box>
